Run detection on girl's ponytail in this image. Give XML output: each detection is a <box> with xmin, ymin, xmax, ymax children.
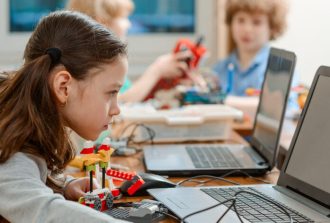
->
<box><xmin>0</xmin><ymin>53</ymin><xmax>74</xmax><ymax>172</ymax></box>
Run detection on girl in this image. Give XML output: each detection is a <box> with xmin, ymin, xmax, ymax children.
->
<box><xmin>67</xmin><ymin>0</ymin><xmax>191</xmax><ymax>102</ymax></box>
<box><xmin>0</xmin><ymin>11</ymin><xmax>129</xmax><ymax>223</ymax></box>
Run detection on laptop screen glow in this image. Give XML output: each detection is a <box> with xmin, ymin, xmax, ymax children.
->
<box><xmin>285</xmin><ymin>75</ymin><xmax>330</xmax><ymax>194</ymax></box>
<box><xmin>253</xmin><ymin>55</ymin><xmax>293</xmax><ymax>155</ymax></box>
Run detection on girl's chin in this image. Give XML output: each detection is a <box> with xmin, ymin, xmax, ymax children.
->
<box><xmin>84</xmin><ymin>132</ymin><xmax>101</xmax><ymax>141</ymax></box>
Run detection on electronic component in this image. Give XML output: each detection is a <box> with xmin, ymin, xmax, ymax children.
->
<box><xmin>108</xmin><ymin>138</ymin><xmax>128</xmax><ymax>149</ymax></box>
<box><xmin>104</xmin><ymin>199</ymin><xmax>167</xmax><ymax>223</ymax></box>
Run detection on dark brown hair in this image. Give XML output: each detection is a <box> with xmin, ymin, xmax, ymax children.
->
<box><xmin>0</xmin><ymin>11</ymin><xmax>127</xmax><ymax>189</ymax></box>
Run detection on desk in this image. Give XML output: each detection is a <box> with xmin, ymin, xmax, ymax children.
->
<box><xmin>69</xmin><ymin>131</ymin><xmax>280</xmax><ymax>223</ymax></box>
<box><xmin>232</xmin><ymin>116</ymin><xmax>254</xmax><ymax>137</ymax></box>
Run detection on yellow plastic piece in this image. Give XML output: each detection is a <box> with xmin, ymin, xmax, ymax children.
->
<box><xmin>68</xmin><ymin>156</ymin><xmax>84</xmax><ymax>170</ymax></box>
<box><xmin>84</xmin><ymin>158</ymin><xmax>102</xmax><ymax>166</ymax></box>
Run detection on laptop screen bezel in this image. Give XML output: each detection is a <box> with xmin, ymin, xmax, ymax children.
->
<box><xmin>249</xmin><ymin>48</ymin><xmax>296</xmax><ymax>168</ymax></box>
<box><xmin>277</xmin><ymin>66</ymin><xmax>330</xmax><ymax>208</ymax></box>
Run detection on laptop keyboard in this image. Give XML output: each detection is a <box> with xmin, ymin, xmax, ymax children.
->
<box><xmin>201</xmin><ymin>187</ymin><xmax>314</xmax><ymax>222</ymax></box>
<box><xmin>186</xmin><ymin>145</ymin><xmax>242</xmax><ymax>168</ymax></box>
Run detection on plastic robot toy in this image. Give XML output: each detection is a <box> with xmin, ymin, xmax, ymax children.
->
<box><xmin>78</xmin><ymin>138</ymin><xmax>145</xmax><ymax>211</ymax></box>
<box><xmin>78</xmin><ymin>140</ymin><xmax>115</xmax><ymax>211</ymax></box>
<box><xmin>144</xmin><ymin>36</ymin><xmax>207</xmax><ymax>102</ymax></box>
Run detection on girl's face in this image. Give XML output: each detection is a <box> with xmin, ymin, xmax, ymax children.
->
<box><xmin>231</xmin><ymin>11</ymin><xmax>271</xmax><ymax>53</ymax></box>
<box><xmin>64</xmin><ymin>57</ymin><xmax>128</xmax><ymax>140</ymax></box>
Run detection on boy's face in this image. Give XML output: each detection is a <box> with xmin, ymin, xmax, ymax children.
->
<box><xmin>231</xmin><ymin>11</ymin><xmax>270</xmax><ymax>53</ymax></box>
<box><xmin>109</xmin><ymin>16</ymin><xmax>131</xmax><ymax>40</ymax></box>
<box><xmin>64</xmin><ymin>57</ymin><xmax>128</xmax><ymax>140</ymax></box>
<box><xmin>101</xmin><ymin>10</ymin><xmax>131</xmax><ymax>41</ymax></box>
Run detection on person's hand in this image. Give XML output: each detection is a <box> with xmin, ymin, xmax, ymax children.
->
<box><xmin>151</xmin><ymin>51</ymin><xmax>191</xmax><ymax>79</ymax></box>
<box><xmin>64</xmin><ymin>177</ymin><xmax>100</xmax><ymax>201</ymax></box>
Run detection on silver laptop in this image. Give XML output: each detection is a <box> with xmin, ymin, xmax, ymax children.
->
<box><xmin>148</xmin><ymin>66</ymin><xmax>330</xmax><ymax>223</ymax></box>
<box><xmin>143</xmin><ymin>48</ymin><xmax>296</xmax><ymax>176</ymax></box>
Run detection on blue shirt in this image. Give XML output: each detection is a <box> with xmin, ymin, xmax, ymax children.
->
<box><xmin>213</xmin><ymin>45</ymin><xmax>270</xmax><ymax>96</ymax></box>
<box><xmin>213</xmin><ymin>45</ymin><xmax>299</xmax><ymax>111</ymax></box>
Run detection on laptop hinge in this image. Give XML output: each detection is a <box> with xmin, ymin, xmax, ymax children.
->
<box><xmin>245</xmin><ymin>146</ymin><xmax>269</xmax><ymax>167</ymax></box>
<box><xmin>273</xmin><ymin>186</ymin><xmax>330</xmax><ymax>216</ymax></box>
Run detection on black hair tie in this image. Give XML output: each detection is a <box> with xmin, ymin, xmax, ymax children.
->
<box><xmin>45</xmin><ymin>47</ymin><xmax>62</xmax><ymax>65</ymax></box>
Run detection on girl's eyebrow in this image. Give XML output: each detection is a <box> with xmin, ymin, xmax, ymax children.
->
<box><xmin>109</xmin><ymin>83</ymin><xmax>122</xmax><ymax>89</ymax></box>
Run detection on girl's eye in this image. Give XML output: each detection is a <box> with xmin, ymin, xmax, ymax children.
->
<box><xmin>108</xmin><ymin>91</ymin><xmax>118</xmax><ymax>97</ymax></box>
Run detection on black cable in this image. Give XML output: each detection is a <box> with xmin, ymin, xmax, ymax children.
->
<box><xmin>178</xmin><ymin>190</ymin><xmax>293</xmax><ymax>223</ymax></box>
<box><xmin>156</xmin><ymin>211</ymin><xmax>180</xmax><ymax>222</ymax></box>
<box><xmin>119</xmin><ymin>122</ymin><xmax>138</xmax><ymax>138</ymax></box>
<box><xmin>220</xmin><ymin>169</ymin><xmax>271</xmax><ymax>184</ymax></box>
<box><xmin>120</xmin><ymin>122</ymin><xmax>156</xmax><ymax>145</ymax></box>
<box><xmin>176</xmin><ymin>175</ymin><xmax>240</xmax><ymax>186</ymax></box>
<box><xmin>112</xmin><ymin>123</ymin><xmax>156</xmax><ymax>157</ymax></box>
<box><xmin>216</xmin><ymin>200</ymin><xmax>243</xmax><ymax>223</ymax></box>
<box><xmin>181</xmin><ymin>198</ymin><xmax>235</xmax><ymax>223</ymax></box>
<box><xmin>176</xmin><ymin>169</ymin><xmax>273</xmax><ymax>187</ymax></box>
<box><xmin>233</xmin><ymin>191</ymin><xmax>293</xmax><ymax>223</ymax></box>
<box><xmin>232</xmin><ymin>200</ymin><xmax>245</xmax><ymax>223</ymax></box>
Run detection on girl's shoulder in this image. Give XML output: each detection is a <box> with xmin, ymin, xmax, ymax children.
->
<box><xmin>0</xmin><ymin>152</ymin><xmax>48</xmax><ymax>182</ymax></box>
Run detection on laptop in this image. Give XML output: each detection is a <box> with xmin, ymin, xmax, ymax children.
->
<box><xmin>143</xmin><ymin>48</ymin><xmax>296</xmax><ymax>176</ymax></box>
<box><xmin>148</xmin><ymin>66</ymin><xmax>330</xmax><ymax>222</ymax></box>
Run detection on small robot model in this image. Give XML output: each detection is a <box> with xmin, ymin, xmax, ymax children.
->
<box><xmin>144</xmin><ymin>36</ymin><xmax>207</xmax><ymax>102</ymax></box>
<box><xmin>78</xmin><ymin>138</ymin><xmax>144</xmax><ymax>211</ymax></box>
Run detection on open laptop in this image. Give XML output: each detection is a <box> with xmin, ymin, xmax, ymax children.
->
<box><xmin>143</xmin><ymin>48</ymin><xmax>296</xmax><ymax>176</ymax></box>
<box><xmin>148</xmin><ymin>66</ymin><xmax>330</xmax><ymax>222</ymax></box>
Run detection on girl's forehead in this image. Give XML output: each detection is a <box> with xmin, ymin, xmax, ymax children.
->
<box><xmin>89</xmin><ymin>58</ymin><xmax>127</xmax><ymax>82</ymax></box>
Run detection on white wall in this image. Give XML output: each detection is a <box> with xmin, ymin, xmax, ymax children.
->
<box><xmin>272</xmin><ymin>0</ymin><xmax>330</xmax><ymax>86</ymax></box>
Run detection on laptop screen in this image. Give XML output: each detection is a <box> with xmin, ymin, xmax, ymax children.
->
<box><xmin>252</xmin><ymin>52</ymin><xmax>294</xmax><ymax>161</ymax></box>
<box><xmin>285</xmin><ymin>75</ymin><xmax>330</xmax><ymax>194</ymax></box>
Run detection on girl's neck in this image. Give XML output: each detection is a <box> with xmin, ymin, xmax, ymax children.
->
<box><xmin>237</xmin><ymin>48</ymin><xmax>259</xmax><ymax>71</ymax></box>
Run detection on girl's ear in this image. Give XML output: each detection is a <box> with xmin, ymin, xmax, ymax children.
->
<box><xmin>51</xmin><ymin>70</ymin><xmax>73</xmax><ymax>105</ymax></box>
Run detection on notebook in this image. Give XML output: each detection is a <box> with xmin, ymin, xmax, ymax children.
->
<box><xmin>148</xmin><ymin>66</ymin><xmax>330</xmax><ymax>222</ymax></box>
<box><xmin>143</xmin><ymin>48</ymin><xmax>296</xmax><ymax>176</ymax></box>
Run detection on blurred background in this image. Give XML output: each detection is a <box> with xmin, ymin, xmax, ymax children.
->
<box><xmin>0</xmin><ymin>0</ymin><xmax>329</xmax><ymax>86</ymax></box>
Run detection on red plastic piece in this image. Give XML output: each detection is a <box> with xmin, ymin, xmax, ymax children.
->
<box><xmin>144</xmin><ymin>38</ymin><xmax>207</xmax><ymax>101</ymax></box>
<box><xmin>106</xmin><ymin>169</ymin><xmax>135</xmax><ymax>180</ymax></box>
<box><xmin>80</xmin><ymin>146</ymin><xmax>95</xmax><ymax>154</ymax></box>
<box><xmin>111</xmin><ymin>189</ymin><xmax>121</xmax><ymax>197</ymax></box>
<box><xmin>127</xmin><ymin>177</ymin><xmax>145</xmax><ymax>195</ymax></box>
<box><xmin>98</xmin><ymin>144</ymin><xmax>110</xmax><ymax>151</ymax></box>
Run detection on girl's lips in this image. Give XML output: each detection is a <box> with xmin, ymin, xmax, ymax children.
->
<box><xmin>103</xmin><ymin>121</ymin><xmax>113</xmax><ymax>130</ymax></box>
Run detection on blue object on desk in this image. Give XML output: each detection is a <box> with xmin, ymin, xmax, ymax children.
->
<box><xmin>182</xmin><ymin>89</ymin><xmax>226</xmax><ymax>105</ymax></box>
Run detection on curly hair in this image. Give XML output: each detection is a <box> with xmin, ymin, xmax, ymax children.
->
<box><xmin>225</xmin><ymin>0</ymin><xmax>288</xmax><ymax>40</ymax></box>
